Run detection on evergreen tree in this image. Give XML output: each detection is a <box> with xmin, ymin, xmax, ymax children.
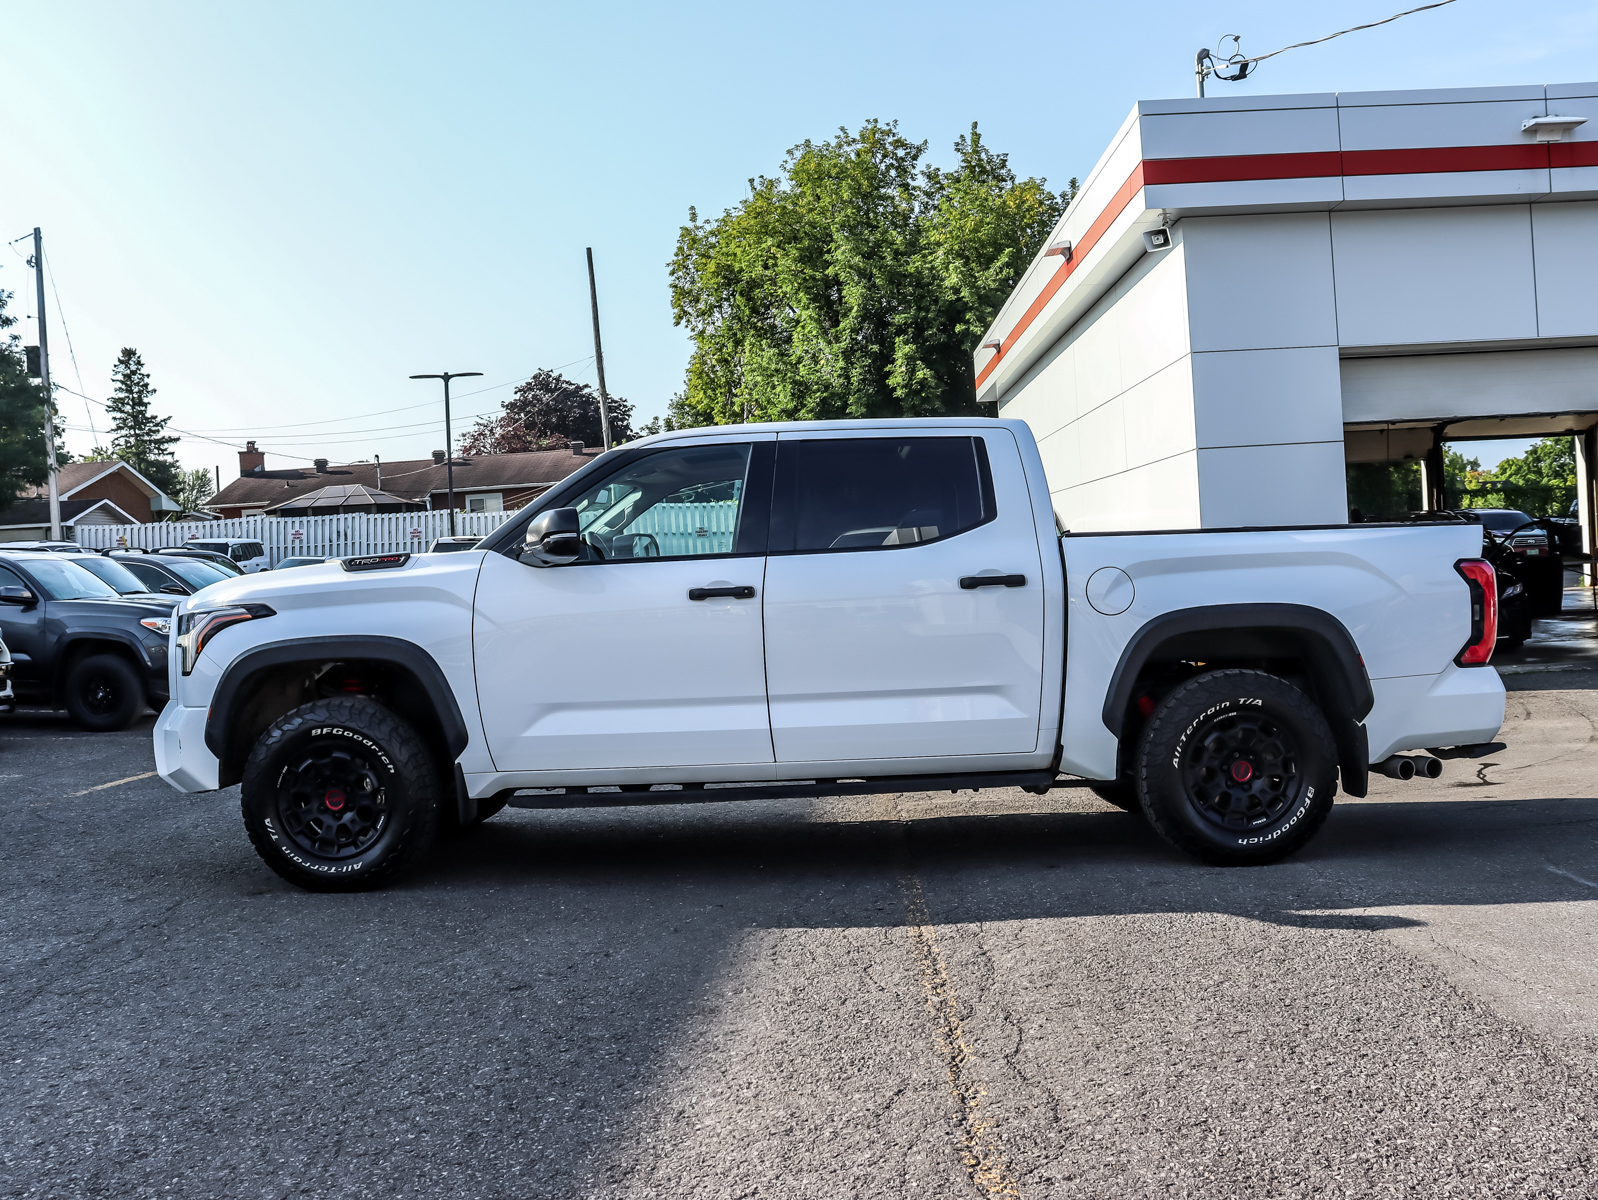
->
<box><xmin>0</xmin><ymin>281</ymin><xmax>61</xmax><ymax>501</ymax></box>
<box><xmin>105</xmin><ymin>348</ymin><xmax>181</xmax><ymax>495</ymax></box>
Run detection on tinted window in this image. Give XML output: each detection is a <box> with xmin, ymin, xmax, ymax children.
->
<box><xmin>164</xmin><ymin>559</ymin><xmax>229</xmax><ymax>588</ymax></box>
<box><xmin>15</xmin><ymin>558</ymin><xmax>120</xmax><ymax>600</ymax></box>
<box><xmin>70</xmin><ymin>556</ymin><xmax>153</xmax><ymax>594</ymax></box>
<box><xmin>121</xmin><ymin>561</ymin><xmax>174</xmax><ymax>590</ymax></box>
<box><xmin>564</xmin><ymin>443</ymin><xmax>754</xmax><ymax>561</ymax></box>
<box><xmin>771</xmin><ymin>437</ymin><xmax>995</xmax><ymax>553</ymax></box>
<box><xmin>0</xmin><ymin>564</ymin><xmax>26</xmax><ymax>590</ymax></box>
<box><xmin>1475</xmin><ymin>510</ymin><xmax>1533</xmax><ymax>532</ymax></box>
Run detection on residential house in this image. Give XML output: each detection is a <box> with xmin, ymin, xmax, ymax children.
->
<box><xmin>206</xmin><ymin>440</ymin><xmax>601</xmax><ymax>519</ymax></box>
<box><xmin>0</xmin><ymin>460</ymin><xmax>180</xmax><ymax>543</ymax></box>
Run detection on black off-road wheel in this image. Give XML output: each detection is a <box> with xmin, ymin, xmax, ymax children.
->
<box><xmin>1134</xmin><ymin>670</ymin><xmax>1337</xmax><ymax>866</ymax></box>
<box><xmin>241</xmin><ymin>696</ymin><xmax>441</xmax><ymax>892</ymax></box>
<box><xmin>65</xmin><ymin>652</ymin><xmax>146</xmax><ymax>732</ymax></box>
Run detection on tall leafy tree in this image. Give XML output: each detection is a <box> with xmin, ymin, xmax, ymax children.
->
<box><xmin>669</xmin><ymin>120</ymin><xmax>1073</xmax><ymax>424</ymax></box>
<box><xmin>105</xmin><ymin>347</ymin><xmax>181</xmax><ymax>495</ymax></box>
<box><xmin>0</xmin><ymin>282</ymin><xmax>60</xmax><ymax>501</ymax></box>
<box><xmin>460</xmin><ymin>369</ymin><xmax>634</xmax><ymax>454</ymax></box>
<box><xmin>170</xmin><ymin>467</ymin><xmax>217</xmax><ymax>517</ymax></box>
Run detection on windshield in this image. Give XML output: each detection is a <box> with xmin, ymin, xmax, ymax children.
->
<box><xmin>1475</xmin><ymin>510</ymin><xmax>1534</xmax><ymax>532</ymax></box>
<box><xmin>18</xmin><ymin>557</ymin><xmax>122</xmax><ymax>600</ymax></box>
<box><xmin>69</xmin><ymin>556</ymin><xmax>154</xmax><ymax>594</ymax></box>
<box><xmin>164</xmin><ymin>559</ymin><xmax>230</xmax><ymax>588</ymax></box>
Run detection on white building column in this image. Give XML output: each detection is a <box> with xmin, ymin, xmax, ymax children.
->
<box><xmin>1181</xmin><ymin>213</ymin><xmax>1348</xmax><ymax>526</ymax></box>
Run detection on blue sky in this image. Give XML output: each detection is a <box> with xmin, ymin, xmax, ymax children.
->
<box><xmin>3</xmin><ymin>0</ymin><xmax>1596</xmax><ymax>477</ymax></box>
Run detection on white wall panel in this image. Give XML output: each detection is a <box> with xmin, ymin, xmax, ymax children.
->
<box><xmin>1034</xmin><ymin>419</ymin><xmax>1081</xmax><ymax>494</ymax></box>
<box><xmin>1341</xmin><ymin>347</ymin><xmax>1598</xmax><ymax>424</ymax></box>
<box><xmin>1115</xmin><ymin>246</ymin><xmax>1190</xmax><ymax>390</ymax></box>
<box><xmin>1341</xmin><ymin>169</ymin><xmax>1550</xmax><ymax>204</ymax></box>
<box><xmin>1533</xmin><ymin>202</ymin><xmax>1598</xmax><ymax>337</ymax></box>
<box><xmin>1121</xmin><ymin>361</ymin><xmax>1197</xmax><ymax>470</ymax></box>
<box><xmin>1073</xmin><ymin>398</ymin><xmax>1127</xmax><ymax>478</ymax></box>
<box><xmin>1183</xmin><ymin>213</ymin><xmax>1338</xmax><ymax>352</ymax></box>
<box><xmin>1144</xmin><ymin>176</ymin><xmax>1344</xmax><ymax>212</ymax></box>
<box><xmin>1191</xmin><ymin>347</ymin><xmax>1344</xmax><ymax>448</ymax></box>
<box><xmin>1197</xmin><ymin>441</ymin><xmax>1349</xmax><ymax>526</ymax></box>
<box><xmin>1117</xmin><ymin>454</ymin><xmax>1201</xmax><ymax>529</ymax></box>
<box><xmin>1336</xmin><ymin>97</ymin><xmax>1547</xmax><ymax>147</ymax></box>
<box><xmin>1331</xmin><ymin>206</ymin><xmax>1538</xmax><ymax>346</ymax></box>
<box><xmin>1139</xmin><ymin>106</ymin><xmax>1340</xmax><ymax>160</ymax></box>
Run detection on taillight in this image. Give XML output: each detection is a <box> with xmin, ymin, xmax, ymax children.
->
<box><xmin>1454</xmin><ymin>559</ymin><xmax>1497</xmax><ymax>666</ymax></box>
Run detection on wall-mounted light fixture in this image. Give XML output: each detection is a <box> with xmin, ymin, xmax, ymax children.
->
<box><xmin>1044</xmin><ymin>241</ymin><xmax>1073</xmax><ymax>262</ymax></box>
<box><xmin>1142</xmin><ymin>227</ymin><xmax>1173</xmax><ymax>253</ymax></box>
<box><xmin>982</xmin><ymin>340</ymin><xmax>1003</xmax><ymax>354</ymax></box>
<box><xmin>1522</xmin><ymin>115</ymin><xmax>1588</xmax><ymax>142</ymax></box>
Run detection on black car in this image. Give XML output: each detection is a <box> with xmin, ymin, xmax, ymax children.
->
<box><xmin>0</xmin><ymin>552</ymin><xmax>175</xmax><ymax>731</ymax></box>
<box><xmin>56</xmin><ymin>553</ymin><xmax>182</xmax><ymax>605</ymax></box>
<box><xmin>111</xmin><ymin>553</ymin><xmax>232</xmax><ymax>596</ymax></box>
<box><xmin>154</xmin><ymin>547</ymin><xmax>246</xmax><ymax>576</ymax></box>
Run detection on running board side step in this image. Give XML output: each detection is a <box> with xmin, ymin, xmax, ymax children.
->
<box><xmin>501</xmin><ymin>769</ymin><xmax>1080</xmax><ymax>810</ymax></box>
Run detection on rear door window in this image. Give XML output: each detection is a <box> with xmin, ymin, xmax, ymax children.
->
<box><xmin>769</xmin><ymin>437</ymin><xmax>996</xmax><ymax>553</ymax></box>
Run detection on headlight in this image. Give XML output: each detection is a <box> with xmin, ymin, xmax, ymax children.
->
<box><xmin>1503</xmin><ymin>582</ymin><xmax>1524</xmax><ymax>598</ymax></box>
<box><xmin>177</xmin><ymin>604</ymin><xmax>275</xmax><ymax>675</ymax></box>
<box><xmin>140</xmin><ymin>617</ymin><xmax>172</xmax><ymax>636</ymax></box>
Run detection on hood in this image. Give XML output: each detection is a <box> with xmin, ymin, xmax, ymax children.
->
<box><xmin>50</xmin><ymin>596</ymin><xmax>180</xmax><ymax>621</ymax></box>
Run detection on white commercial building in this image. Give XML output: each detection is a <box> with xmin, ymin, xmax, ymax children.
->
<box><xmin>977</xmin><ymin>81</ymin><xmax>1598</xmax><ymax>553</ymax></box>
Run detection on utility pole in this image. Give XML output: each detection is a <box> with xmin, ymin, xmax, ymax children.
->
<box><xmin>409</xmin><ymin>371</ymin><xmax>482</xmax><ymax>536</ymax></box>
<box><xmin>375</xmin><ymin>455</ymin><xmax>382</xmax><ymax>492</ymax></box>
<box><xmin>586</xmin><ymin>247</ymin><xmax>613</xmax><ymax>450</ymax></box>
<box><xmin>31</xmin><ymin>228</ymin><xmax>62</xmax><ymax>541</ymax></box>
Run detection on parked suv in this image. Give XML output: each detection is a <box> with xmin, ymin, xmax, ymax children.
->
<box><xmin>183</xmin><ymin>540</ymin><xmax>269</xmax><ymax>573</ymax></box>
<box><xmin>111</xmin><ymin>553</ymin><xmax>233</xmax><ymax>596</ymax></box>
<box><xmin>0</xmin><ymin>552</ymin><xmax>174</xmax><ymax>730</ymax></box>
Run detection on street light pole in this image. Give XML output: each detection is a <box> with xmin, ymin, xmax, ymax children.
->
<box><xmin>409</xmin><ymin>370</ymin><xmax>483</xmax><ymax>536</ymax></box>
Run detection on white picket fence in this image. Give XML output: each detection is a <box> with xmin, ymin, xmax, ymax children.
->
<box><xmin>74</xmin><ymin>511</ymin><xmax>515</xmax><ymax>566</ymax></box>
<box><xmin>625</xmin><ymin>500</ymin><xmax>740</xmax><ymax>556</ymax></box>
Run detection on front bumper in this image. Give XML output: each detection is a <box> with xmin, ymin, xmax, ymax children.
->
<box><xmin>154</xmin><ymin>701</ymin><xmax>220</xmax><ymax>792</ymax></box>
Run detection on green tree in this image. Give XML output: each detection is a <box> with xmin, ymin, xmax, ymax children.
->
<box><xmin>1454</xmin><ymin>438</ymin><xmax>1573</xmax><ymax>515</ymax></box>
<box><xmin>105</xmin><ymin>347</ymin><xmax>181</xmax><ymax>495</ymax></box>
<box><xmin>170</xmin><ymin>467</ymin><xmax>216</xmax><ymax>517</ymax></box>
<box><xmin>0</xmin><ymin>282</ymin><xmax>61</xmax><ymax>501</ymax></box>
<box><xmin>669</xmin><ymin>120</ymin><xmax>1072</xmax><ymax>424</ymax></box>
<box><xmin>460</xmin><ymin>369</ymin><xmax>633</xmax><ymax>454</ymax></box>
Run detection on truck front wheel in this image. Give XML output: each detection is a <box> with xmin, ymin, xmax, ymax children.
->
<box><xmin>1134</xmin><ymin>669</ymin><xmax>1337</xmax><ymax>866</ymax></box>
<box><xmin>240</xmin><ymin>696</ymin><xmax>441</xmax><ymax>891</ymax></box>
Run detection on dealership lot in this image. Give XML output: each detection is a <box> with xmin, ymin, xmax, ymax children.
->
<box><xmin>4</xmin><ymin>669</ymin><xmax>1598</xmax><ymax>1199</ymax></box>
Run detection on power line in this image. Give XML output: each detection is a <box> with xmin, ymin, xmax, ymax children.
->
<box><xmin>1197</xmin><ymin>0</ymin><xmax>1461</xmax><ymax>93</ymax></box>
<box><xmin>40</xmin><ymin>246</ymin><xmax>97</xmax><ymax>445</ymax></box>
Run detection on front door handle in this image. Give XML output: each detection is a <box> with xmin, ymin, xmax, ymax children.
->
<box><xmin>960</xmin><ymin>574</ymin><xmax>1027</xmax><ymax>589</ymax></box>
<box><xmin>689</xmin><ymin>586</ymin><xmax>757</xmax><ymax>600</ymax></box>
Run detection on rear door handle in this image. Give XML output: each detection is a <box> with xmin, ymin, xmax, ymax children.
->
<box><xmin>960</xmin><ymin>574</ymin><xmax>1027</xmax><ymax>589</ymax></box>
<box><xmin>689</xmin><ymin>586</ymin><xmax>756</xmax><ymax>600</ymax></box>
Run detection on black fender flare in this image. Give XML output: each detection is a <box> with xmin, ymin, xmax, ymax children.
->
<box><xmin>52</xmin><ymin>629</ymin><xmax>162</xmax><ymax>700</ymax></box>
<box><xmin>203</xmin><ymin>635</ymin><xmax>470</xmax><ymax>763</ymax></box>
<box><xmin>1101</xmin><ymin>603</ymin><xmax>1375</xmax><ymax>798</ymax></box>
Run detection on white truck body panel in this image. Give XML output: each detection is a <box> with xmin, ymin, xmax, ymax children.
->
<box><xmin>1056</xmin><ymin>523</ymin><xmax>1504</xmax><ymax>780</ymax></box>
<box><xmin>154</xmin><ymin>417</ymin><xmax>1505</xmax><ymax>809</ymax></box>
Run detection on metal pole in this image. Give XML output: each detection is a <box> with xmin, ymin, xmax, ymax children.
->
<box><xmin>586</xmin><ymin>247</ymin><xmax>613</xmax><ymax>450</ymax></box>
<box><xmin>32</xmin><ymin>228</ymin><xmax>61</xmax><ymax>541</ymax></box>
<box><xmin>444</xmin><ymin>375</ymin><xmax>456</xmax><ymax>536</ymax></box>
<box><xmin>1195</xmin><ymin>49</ymin><xmax>1209</xmax><ymax>98</ymax></box>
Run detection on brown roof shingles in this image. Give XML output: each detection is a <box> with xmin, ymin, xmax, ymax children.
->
<box><xmin>210</xmin><ymin>447</ymin><xmax>600</xmax><ymax>510</ymax></box>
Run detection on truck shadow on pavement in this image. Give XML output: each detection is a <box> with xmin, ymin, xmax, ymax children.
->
<box><xmin>422</xmin><ymin>790</ymin><xmax>1598</xmax><ymax>929</ymax></box>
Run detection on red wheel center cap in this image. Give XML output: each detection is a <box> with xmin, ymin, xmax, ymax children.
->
<box><xmin>1230</xmin><ymin>760</ymin><xmax>1253</xmax><ymax>783</ymax></box>
<box><xmin>324</xmin><ymin>788</ymin><xmax>346</xmax><ymax>811</ymax></box>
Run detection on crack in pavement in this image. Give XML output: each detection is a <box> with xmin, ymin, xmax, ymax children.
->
<box><xmin>881</xmin><ymin>796</ymin><xmax>1022</xmax><ymax>1199</ymax></box>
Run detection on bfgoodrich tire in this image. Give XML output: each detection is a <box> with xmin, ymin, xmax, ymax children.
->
<box><xmin>241</xmin><ymin>696</ymin><xmax>441</xmax><ymax>892</ymax></box>
<box><xmin>65</xmin><ymin>652</ymin><xmax>146</xmax><ymax>732</ymax></box>
<box><xmin>1134</xmin><ymin>669</ymin><xmax>1337</xmax><ymax>866</ymax></box>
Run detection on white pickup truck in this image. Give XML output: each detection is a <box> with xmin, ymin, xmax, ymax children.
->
<box><xmin>155</xmin><ymin>419</ymin><xmax>1506</xmax><ymax>891</ymax></box>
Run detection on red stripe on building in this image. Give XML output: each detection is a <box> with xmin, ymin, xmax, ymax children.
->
<box><xmin>977</xmin><ymin>139</ymin><xmax>1597</xmax><ymax>392</ymax></box>
<box><xmin>974</xmin><ymin>164</ymin><xmax>1146</xmax><ymax>391</ymax></box>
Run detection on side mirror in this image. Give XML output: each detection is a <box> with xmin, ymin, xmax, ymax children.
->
<box><xmin>160</xmin><ymin>583</ymin><xmax>187</xmax><ymax>595</ymax></box>
<box><xmin>521</xmin><ymin>507</ymin><xmax>582</xmax><ymax>567</ymax></box>
<box><xmin>0</xmin><ymin>585</ymin><xmax>36</xmax><ymax>605</ymax></box>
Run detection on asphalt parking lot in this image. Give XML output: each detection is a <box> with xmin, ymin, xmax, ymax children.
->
<box><xmin>5</xmin><ymin>662</ymin><xmax>1598</xmax><ymax>1198</ymax></box>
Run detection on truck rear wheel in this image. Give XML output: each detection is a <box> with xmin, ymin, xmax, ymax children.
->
<box><xmin>240</xmin><ymin>696</ymin><xmax>441</xmax><ymax>891</ymax></box>
<box><xmin>65</xmin><ymin>652</ymin><xmax>146</xmax><ymax>732</ymax></box>
<box><xmin>1134</xmin><ymin>669</ymin><xmax>1337</xmax><ymax>866</ymax></box>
